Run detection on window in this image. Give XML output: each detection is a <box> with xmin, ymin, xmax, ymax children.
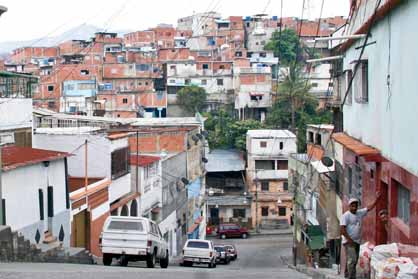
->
<box><xmin>251</xmin><ymin>95</ymin><xmax>262</xmax><ymax>101</ymax></box>
<box><xmin>278</xmin><ymin>207</ymin><xmax>286</xmax><ymax>216</ymax></box>
<box><xmin>277</xmin><ymin>160</ymin><xmax>288</xmax><ymax>170</ymax></box>
<box><xmin>347</xmin><ymin>166</ymin><xmax>353</xmax><ymax>194</ymax></box>
<box><xmin>397</xmin><ymin>182</ymin><xmax>410</xmax><ymax>224</ymax></box>
<box><xmin>279</xmin><ymin>142</ymin><xmax>284</xmax><ymax>150</ymax></box>
<box><xmin>308</xmin><ymin>132</ymin><xmax>314</xmax><ymax>143</ymax></box>
<box><xmin>145</xmin><ymin>81</ymin><xmax>149</xmax><ymax>86</ymax></box>
<box><xmin>345</xmin><ymin>70</ymin><xmax>353</xmax><ymax>105</ymax></box>
<box><xmin>315</xmin><ymin>133</ymin><xmax>322</xmax><ymax>145</ymax></box>
<box><xmin>108</xmin><ymin>221</ymin><xmax>144</xmax><ymax>231</ymax></box>
<box><xmin>47</xmin><ymin>85</ymin><xmax>54</xmax><ymax>92</ymax></box>
<box><xmin>185</xmin><ymin>79</ymin><xmax>191</xmax><ymax>85</ymax></box>
<box><xmin>122</xmin><ymin>98</ymin><xmax>128</xmax><ymax>104</ymax></box>
<box><xmin>261</xmin><ymin>207</ymin><xmax>269</xmax><ymax>217</ymax></box>
<box><xmin>255</xmin><ymin>160</ymin><xmax>275</xmax><ymax>170</ymax></box>
<box><xmin>235</xmin><ymin>51</ymin><xmax>242</xmax><ymax>57</ymax></box>
<box><xmin>219</xmin><ymin>65</ymin><xmax>225</xmax><ymax>70</ymax></box>
<box><xmin>283</xmin><ymin>182</ymin><xmax>289</xmax><ymax>191</ymax></box>
<box><xmin>201</xmin><ymin>79</ymin><xmax>207</xmax><ymax>85</ymax></box>
<box><xmin>187</xmin><ymin>241</ymin><xmax>209</xmax><ymax>249</ymax></box>
<box><xmin>202</xmin><ymin>64</ymin><xmax>209</xmax><ymax>69</ymax></box>
<box><xmin>355</xmin><ymin>60</ymin><xmax>368</xmax><ymax>103</ymax></box>
<box><xmin>261</xmin><ymin>181</ymin><xmax>269</xmax><ymax>191</ymax></box>
<box><xmin>80</xmin><ymin>69</ymin><xmax>89</xmax><ymax>75</ymax></box>
<box><xmin>260</xmin><ymin>141</ymin><xmax>267</xmax><ymax>148</ymax></box>
<box><xmin>233</xmin><ymin>209</ymin><xmax>246</xmax><ymax>218</ymax></box>
<box><xmin>260</xmin><ymin>52</ymin><xmax>267</xmax><ymax>58</ymax></box>
<box><xmin>111</xmin><ymin>147</ymin><xmax>129</xmax><ymax>179</ymax></box>
<box><xmin>217</xmin><ymin>79</ymin><xmax>223</xmax><ymax>86</ymax></box>
<box><xmin>170</xmin><ymin>65</ymin><xmax>176</xmax><ymax>70</ymax></box>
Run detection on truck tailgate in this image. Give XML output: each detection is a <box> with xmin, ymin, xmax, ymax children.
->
<box><xmin>184</xmin><ymin>248</ymin><xmax>211</xmax><ymax>258</ymax></box>
<box><xmin>102</xmin><ymin>231</ymin><xmax>147</xmax><ymax>250</ymax></box>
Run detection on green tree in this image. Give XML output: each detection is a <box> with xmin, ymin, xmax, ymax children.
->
<box><xmin>265</xmin><ymin>64</ymin><xmax>332</xmax><ymax>152</ymax></box>
<box><xmin>264</xmin><ymin>29</ymin><xmax>300</xmax><ymax>66</ymax></box>
<box><xmin>228</xmin><ymin>119</ymin><xmax>263</xmax><ymax>151</ymax></box>
<box><xmin>177</xmin><ymin>85</ymin><xmax>207</xmax><ymax>114</ymax></box>
<box><xmin>203</xmin><ymin>109</ymin><xmax>235</xmax><ymax>149</ymax></box>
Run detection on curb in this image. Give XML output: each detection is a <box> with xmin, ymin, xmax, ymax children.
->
<box><xmin>288</xmin><ymin>264</ymin><xmax>345</xmax><ymax>279</ymax></box>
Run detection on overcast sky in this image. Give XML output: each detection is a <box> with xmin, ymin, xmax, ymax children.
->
<box><xmin>0</xmin><ymin>0</ymin><xmax>349</xmax><ymax>42</ymax></box>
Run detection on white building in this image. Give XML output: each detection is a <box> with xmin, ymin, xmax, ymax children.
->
<box><xmin>32</xmin><ymin>127</ymin><xmax>136</xmax><ymax>217</ymax></box>
<box><xmin>1</xmin><ymin>145</ymin><xmax>71</xmax><ymax>246</ymax></box>
<box><xmin>130</xmin><ymin>155</ymin><xmax>162</xmax><ymax>220</ymax></box>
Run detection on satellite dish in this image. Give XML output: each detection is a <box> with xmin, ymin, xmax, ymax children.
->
<box><xmin>321</xmin><ymin>156</ymin><xmax>334</xmax><ymax>167</ymax></box>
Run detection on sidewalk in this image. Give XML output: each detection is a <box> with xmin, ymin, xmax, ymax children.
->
<box><xmin>289</xmin><ymin>264</ymin><xmax>344</xmax><ymax>279</ymax></box>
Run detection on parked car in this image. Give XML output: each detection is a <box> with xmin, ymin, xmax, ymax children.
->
<box><xmin>217</xmin><ymin>223</ymin><xmax>249</xmax><ymax>239</ymax></box>
<box><xmin>214</xmin><ymin>245</ymin><xmax>230</xmax><ymax>264</ymax></box>
<box><xmin>100</xmin><ymin>216</ymin><xmax>169</xmax><ymax>268</ymax></box>
<box><xmin>181</xmin><ymin>240</ymin><xmax>217</xmax><ymax>268</ymax></box>
<box><xmin>224</xmin><ymin>244</ymin><xmax>238</xmax><ymax>260</ymax></box>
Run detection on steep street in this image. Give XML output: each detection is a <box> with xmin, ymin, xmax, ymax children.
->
<box><xmin>0</xmin><ymin>235</ymin><xmax>310</xmax><ymax>279</ymax></box>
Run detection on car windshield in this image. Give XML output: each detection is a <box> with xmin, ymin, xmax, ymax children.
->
<box><xmin>187</xmin><ymin>241</ymin><xmax>209</xmax><ymax>249</ymax></box>
<box><xmin>107</xmin><ymin>220</ymin><xmax>144</xmax><ymax>231</ymax></box>
<box><xmin>214</xmin><ymin>246</ymin><xmax>225</xmax><ymax>252</ymax></box>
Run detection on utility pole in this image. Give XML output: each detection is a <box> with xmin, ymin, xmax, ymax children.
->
<box><xmin>136</xmin><ymin>131</ymin><xmax>139</xmax><ymax>193</ymax></box>
<box><xmin>84</xmin><ymin>140</ymin><xmax>88</xmax><ymax>192</ymax></box>
<box><xmin>0</xmin><ymin>144</ymin><xmax>3</xmax><ymax>225</ymax></box>
<box><xmin>254</xmin><ymin>171</ymin><xmax>260</xmax><ymax>233</ymax></box>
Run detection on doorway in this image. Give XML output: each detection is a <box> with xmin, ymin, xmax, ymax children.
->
<box><xmin>73</xmin><ymin>210</ymin><xmax>89</xmax><ymax>248</ymax></box>
<box><xmin>210</xmin><ymin>208</ymin><xmax>219</xmax><ymax>225</ymax></box>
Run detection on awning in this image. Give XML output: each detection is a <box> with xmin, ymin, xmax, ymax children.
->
<box><xmin>332</xmin><ymin>133</ymin><xmax>380</xmax><ymax>156</ymax></box>
<box><xmin>305</xmin><ymin>225</ymin><xmax>326</xmax><ymax>250</ymax></box>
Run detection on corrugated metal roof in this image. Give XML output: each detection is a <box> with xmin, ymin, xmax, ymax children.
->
<box><xmin>206</xmin><ymin>149</ymin><xmax>245</xmax><ymax>172</ymax></box>
<box><xmin>332</xmin><ymin>133</ymin><xmax>380</xmax><ymax>156</ymax></box>
<box><xmin>207</xmin><ymin>195</ymin><xmax>250</xmax><ymax>206</ymax></box>
<box><xmin>2</xmin><ymin>145</ymin><xmax>69</xmax><ymax>171</ymax></box>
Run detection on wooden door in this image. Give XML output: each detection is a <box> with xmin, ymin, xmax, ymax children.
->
<box><xmin>74</xmin><ymin>210</ymin><xmax>87</xmax><ymax>248</ymax></box>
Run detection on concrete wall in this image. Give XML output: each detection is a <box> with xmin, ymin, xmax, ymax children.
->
<box><xmin>248</xmin><ymin>136</ymin><xmax>297</xmax><ymax>157</ymax></box>
<box><xmin>342</xmin><ymin>1</ymin><xmax>418</xmax><ymax>176</ymax></box>
<box><xmin>0</xmin><ymin>98</ymin><xmax>32</xmax><ymax>132</ymax></box>
<box><xmin>2</xmin><ymin>160</ymin><xmax>70</xmax><ymax>246</ymax></box>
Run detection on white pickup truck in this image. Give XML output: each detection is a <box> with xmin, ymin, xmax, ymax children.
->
<box><xmin>100</xmin><ymin>216</ymin><xmax>169</xmax><ymax>268</ymax></box>
<box><xmin>181</xmin><ymin>239</ymin><xmax>217</xmax><ymax>268</ymax></box>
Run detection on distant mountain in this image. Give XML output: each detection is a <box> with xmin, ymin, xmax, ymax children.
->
<box><xmin>0</xmin><ymin>24</ymin><xmax>132</xmax><ymax>56</ymax></box>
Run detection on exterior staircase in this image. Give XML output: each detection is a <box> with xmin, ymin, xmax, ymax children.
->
<box><xmin>42</xmin><ymin>231</ymin><xmax>57</xmax><ymax>244</ymax></box>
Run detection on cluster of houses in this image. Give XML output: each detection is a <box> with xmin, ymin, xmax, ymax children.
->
<box><xmin>1</xmin><ymin>13</ymin><xmax>344</xmax><ymax>121</ymax></box>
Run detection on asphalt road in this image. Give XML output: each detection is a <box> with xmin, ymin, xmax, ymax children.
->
<box><xmin>0</xmin><ymin>235</ymin><xmax>310</xmax><ymax>279</ymax></box>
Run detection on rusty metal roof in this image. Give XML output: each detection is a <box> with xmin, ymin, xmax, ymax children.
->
<box><xmin>332</xmin><ymin>133</ymin><xmax>380</xmax><ymax>156</ymax></box>
<box><xmin>2</xmin><ymin>145</ymin><xmax>70</xmax><ymax>171</ymax></box>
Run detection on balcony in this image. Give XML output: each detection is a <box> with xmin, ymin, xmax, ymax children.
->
<box><xmin>237</xmin><ymin>67</ymin><xmax>271</xmax><ymax>74</ymax></box>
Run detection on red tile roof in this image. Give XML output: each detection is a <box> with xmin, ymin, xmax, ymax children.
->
<box><xmin>332</xmin><ymin>133</ymin><xmax>380</xmax><ymax>156</ymax></box>
<box><xmin>1</xmin><ymin>145</ymin><xmax>70</xmax><ymax>171</ymax></box>
<box><xmin>130</xmin><ymin>155</ymin><xmax>160</xmax><ymax>167</ymax></box>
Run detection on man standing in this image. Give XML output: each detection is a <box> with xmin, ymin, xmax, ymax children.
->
<box><xmin>340</xmin><ymin>193</ymin><xmax>381</xmax><ymax>279</ymax></box>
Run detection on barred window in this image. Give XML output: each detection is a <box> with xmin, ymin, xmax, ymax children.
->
<box><xmin>111</xmin><ymin>147</ymin><xmax>129</xmax><ymax>179</ymax></box>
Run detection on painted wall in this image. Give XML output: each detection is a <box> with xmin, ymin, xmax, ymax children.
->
<box><xmin>2</xmin><ymin>160</ymin><xmax>70</xmax><ymax>246</ymax></box>
<box><xmin>0</xmin><ymin>98</ymin><xmax>32</xmax><ymax>131</ymax></box>
<box><xmin>342</xmin><ymin>1</ymin><xmax>418</xmax><ymax>177</ymax></box>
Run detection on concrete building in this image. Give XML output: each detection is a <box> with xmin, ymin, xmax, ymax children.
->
<box><xmin>1</xmin><ymin>146</ymin><xmax>71</xmax><ymax>247</ymax></box>
<box><xmin>330</xmin><ymin>0</ymin><xmax>418</xmax><ymax>247</ymax></box>
<box><xmin>246</xmin><ymin>130</ymin><xmax>296</xmax><ymax>229</ymax></box>
<box><xmin>206</xmin><ymin>149</ymin><xmax>251</xmax><ymax>228</ymax></box>
<box><xmin>0</xmin><ymin>71</ymin><xmax>38</xmax><ymax>147</ymax></box>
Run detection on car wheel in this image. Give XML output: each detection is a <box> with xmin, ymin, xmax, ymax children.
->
<box><xmin>119</xmin><ymin>255</ymin><xmax>128</xmax><ymax>267</ymax></box>
<box><xmin>103</xmin><ymin>254</ymin><xmax>112</xmax><ymax>266</ymax></box>
<box><xmin>220</xmin><ymin>234</ymin><xmax>226</xmax><ymax>239</ymax></box>
<box><xmin>209</xmin><ymin>261</ymin><xmax>216</xmax><ymax>268</ymax></box>
<box><xmin>146</xmin><ymin>251</ymin><xmax>156</xmax><ymax>268</ymax></box>
<box><xmin>160</xmin><ymin>250</ymin><xmax>169</xmax><ymax>269</ymax></box>
<box><xmin>242</xmin><ymin>233</ymin><xmax>248</xmax><ymax>239</ymax></box>
<box><xmin>183</xmin><ymin>261</ymin><xmax>192</xmax><ymax>267</ymax></box>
